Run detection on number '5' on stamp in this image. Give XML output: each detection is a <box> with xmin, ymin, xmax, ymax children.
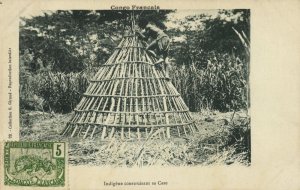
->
<box><xmin>2</xmin><ymin>141</ymin><xmax>67</xmax><ymax>188</ymax></box>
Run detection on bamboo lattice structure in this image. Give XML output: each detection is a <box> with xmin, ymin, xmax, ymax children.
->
<box><xmin>62</xmin><ymin>33</ymin><xmax>199</xmax><ymax>140</ymax></box>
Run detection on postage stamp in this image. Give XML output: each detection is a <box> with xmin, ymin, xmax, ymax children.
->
<box><xmin>3</xmin><ymin>141</ymin><xmax>66</xmax><ymax>187</ymax></box>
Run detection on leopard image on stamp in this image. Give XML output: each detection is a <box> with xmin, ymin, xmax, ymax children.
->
<box><xmin>4</xmin><ymin>141</ymin><xmax>66</xmax><ymax>187</ymax></box>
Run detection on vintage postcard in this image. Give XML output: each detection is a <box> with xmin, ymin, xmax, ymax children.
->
<box><xmin>0</xmin><ymin>0</ymin><xmax>299</xmax><ymax>190</ymax></box>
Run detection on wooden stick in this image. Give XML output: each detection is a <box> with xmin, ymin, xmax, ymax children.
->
<box><xmin>183</xmin><ymin>126</ymin><xmax>188</xmax><ymax>136</ymax></box>
<box><xmin>101</xmin><ymin>126</ymin><xmax>107</xmax><ymax>140</ymax></box>
<box><xmin>109</xmin><ymin>127</ymin><xmax>115</xmax><ymax>139</ymax></box>
<box><xmin>128</xmin><ymin>128</ymin><xmax>131</xmax><ymax>139</ymax></box>
<box><xmin>145</xmin><ymin>128</ymin><xmax>148</xmax><ymax>138</ymax></box>
<box><xmin>162</xmin><ymin>129</ymin><xmax>166</xmax><ymax>139</ymax></box>
<box><xmin>62</xmin><ymin>124</ymin><xmax>71</xmax><ymax>136</ymax></box>
<box><xmin>177</xmin><ymin>126</ymin><xmax>181</xmax><ymax>137</ymax></box>
<box><xmin>70</xmin><ymin>125</ymin><xmax>78</xmax><ymax>137</ymax></box>
<box><xmin>77</xmin><ymin>125</ymin><xmax>84</xmax><ymax>137</ymax></box>
<box><xmin>90</xmin><ymin>126</ymin><xmax>97</xmax><ymax>139</ymax></box>
<box><xmin>121</xmin><ymin>127</ymin><xmax>124</xmax><ymax>140</ymax></box>
<box><xmin>83</xmin><ymin>125</ymin><xmax>91</xmax><ymax>139</ymax></box>
<box><xmin>137</xmin><ymin>128</ymin><xmax>140</xmax><ymax>140</ymax></box>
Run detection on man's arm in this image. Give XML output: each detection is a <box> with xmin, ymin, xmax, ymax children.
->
<box><xmin>146</xmin><ymin>40</ymin><xmax>156</xmax><ymax>50</ymax></box>
<box><xmin>136</xmin><ymin>30</ymin><xmax>147</xmax><ymax>39</ymax></box>
<box><xmin>136</xmin><ymin>26</ymin><xmax>150</xmax><ymax>40</ymax></box>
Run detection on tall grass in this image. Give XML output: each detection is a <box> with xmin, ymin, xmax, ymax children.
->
<box><xmin>20</xmin><ymin>54</ymin><xmax>248</xmax><ymax>113</ymax></box>
<box><xmin>20</xmin><ymin>71</ymin><xmax>90</xmax><ymax>113</ymax></box>
<box><xmin>171</xmin><ymin>54</ymin><xmax>248</xmax><ymax>112</ymax></box>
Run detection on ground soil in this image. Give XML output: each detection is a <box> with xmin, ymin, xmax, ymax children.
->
<box><xmin>20</xmin><ymin>109</ymin><xmax>250</xmax><ymax>167</ymax></box>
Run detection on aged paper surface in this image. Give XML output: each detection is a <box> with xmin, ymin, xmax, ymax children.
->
<box><xmin>0</xmin><ymin>0</ymin><xmax>299</xmax><ymax>189</ymax></box>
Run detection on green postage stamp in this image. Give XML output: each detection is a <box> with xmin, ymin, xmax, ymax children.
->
<box><xmin>3</xmin><ymin>141</ymin><xmax>66</xmax><ymax>187</ymax></box>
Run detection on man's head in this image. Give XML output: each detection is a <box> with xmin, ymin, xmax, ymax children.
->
<box><xmin>138</xmin><ymin>18</ymin><xmax>148</xmax><ymax>29</ymax></box>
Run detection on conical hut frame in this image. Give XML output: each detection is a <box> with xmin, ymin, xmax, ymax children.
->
<box><xmin>62</xmin><ymin>22</ymin><xmax>199</xmax><ymax>141</ymax></box>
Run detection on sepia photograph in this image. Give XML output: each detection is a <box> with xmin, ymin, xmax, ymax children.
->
<box><xmin>1</xmin><ymin>0</ymin><xmax>300</xmax><ymax>189</ymax></box>
<box><xmin>19</xmin><ymin>9</ymin><xmax>250</xmax><ymax>167</ymax></box>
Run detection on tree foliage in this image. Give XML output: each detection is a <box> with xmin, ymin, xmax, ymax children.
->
<box><xmin>169</xmin><ymin>9</ymin><xmax>250</xmax><ymax>69</ymax></box>
<box><xmin>20</xmin><ymin>9</ymin><xmax>250</xmax><ymax>113</ymax></box>
<box><xmin>20</xmin><ymin>10</ymin><xmax>173</xmax><ymax>73</ymax></box>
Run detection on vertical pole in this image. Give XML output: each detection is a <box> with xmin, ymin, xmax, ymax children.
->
<box><xmin>101</xmin><ymin>126</ymin><xmax>107</xmax><ymax>140</ymax></box>
<box><xmin>121</xmin><ymin>127</ymin><xmax>124</xmax><ymax>140</ymax></box>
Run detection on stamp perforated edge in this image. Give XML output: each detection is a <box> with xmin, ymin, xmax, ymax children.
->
<box><xmin>1</xmin><ymin>141</ymin><xmax>69</xmax><ymax>190</ymax></box>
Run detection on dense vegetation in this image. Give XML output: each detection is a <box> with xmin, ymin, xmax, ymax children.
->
<box><xmin>20</xmin><ymin>10</ymin><xmax>250</xmax><ymax>113</ymax></box>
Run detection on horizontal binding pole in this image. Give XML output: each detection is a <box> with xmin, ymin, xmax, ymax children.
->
<box><xmin>82</xmin><ymin>93</ymin><xmax>181</xmax><ymax>98</ymax></box>
<box><xmin>67</xmin><ymin>121</ymin><xmax>195</xmax><ymax>128</ymax></box>
<box><xmin>102</xmin><ymin>61</ymin><xmax>154</xmax><ymax>66</ymax></box>
<box><xmin>90</xmin><ymin>77</ymin><xmax>166</xmax><ymax>82</ymax></box>
<box><xmin>115</xmin><ymin>46</ymin><xmax>145</xmax><ymax>49</ymax></box>
<box><xmin>73</xmin><ymin>109</ymin><xmax>190</xmax><ymax>114</ymax></box>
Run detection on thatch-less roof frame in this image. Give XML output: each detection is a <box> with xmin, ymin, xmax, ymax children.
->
<box><xmin>62</xmin><ymin>25</ymin><xmax>198</xmax><ymax>140</ymax></box>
